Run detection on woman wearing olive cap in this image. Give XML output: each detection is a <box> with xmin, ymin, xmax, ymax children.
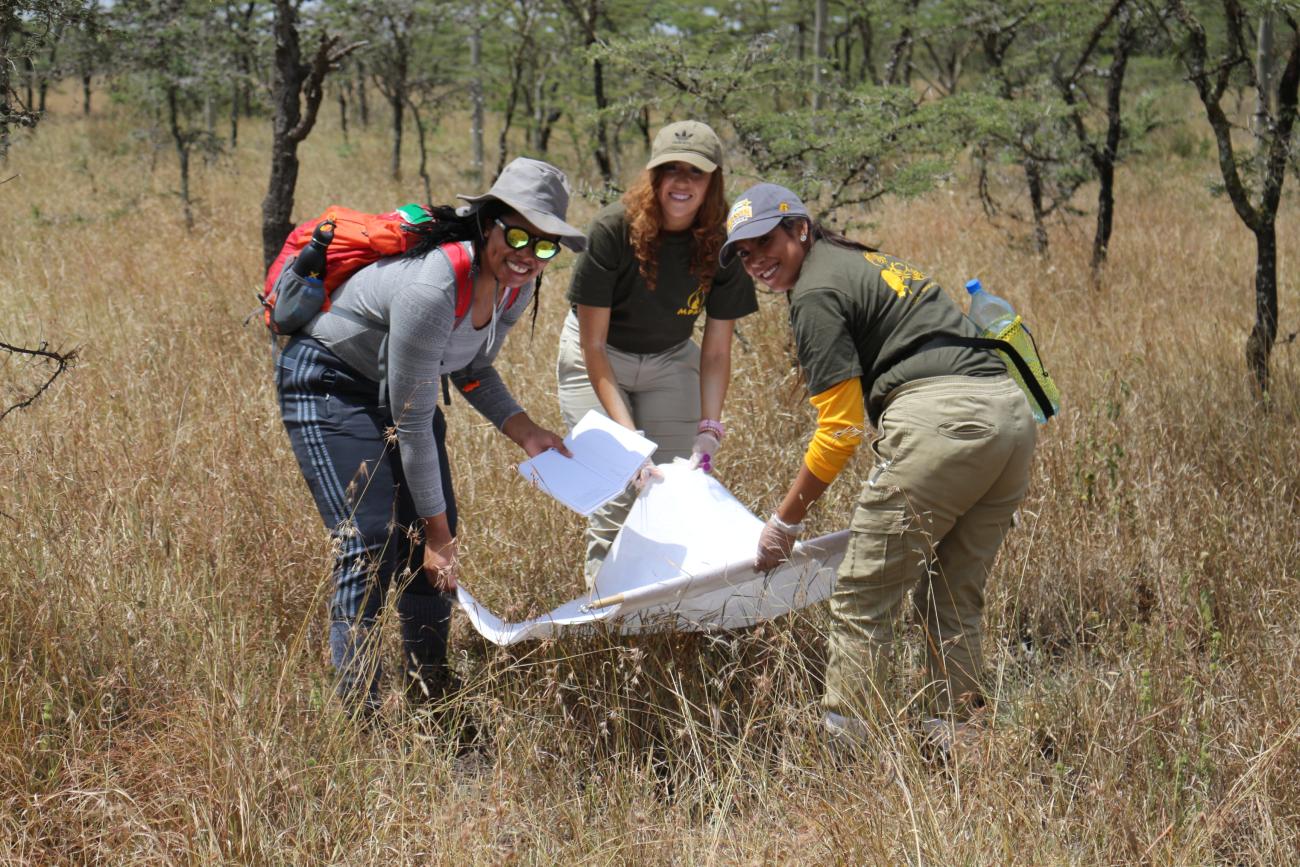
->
<box><xmin>557</xmin><ymin>121</ymin><xmax>757</xmax><ymax>585</ymax></box>
<box><xmin>274</xmin><ymin>157</ymin><xmax>583</xmax><ymax>713</ymax></box>
<box><xmin>720</xmin><ymin>182</ymin><xmax>1036</xmax><ymax>738</ymax></box>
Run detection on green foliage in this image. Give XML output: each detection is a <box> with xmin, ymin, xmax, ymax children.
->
<box><xmin>596</xmin><ymin>30</ymin><xmax>966</xmax><ymax>214</ymax></box>
<box><xmin>0</xmin><ymin>0</ymin><xmax>92</xmax><ymax>153</ymax></box>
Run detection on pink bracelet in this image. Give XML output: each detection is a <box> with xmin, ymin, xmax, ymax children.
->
<box><xmin>698</xmin><ymin>419</ymin><xmax>726</xmax><ymax>440</ymax></box>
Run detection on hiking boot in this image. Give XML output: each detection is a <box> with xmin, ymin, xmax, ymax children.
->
<box><xmin>823</xmin><ymin>710</ymin><xmax>872</xmax><ymax>745</ymax></box>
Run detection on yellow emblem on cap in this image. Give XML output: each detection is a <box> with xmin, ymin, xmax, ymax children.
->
<box><xmin>726</xmin><ymin>199</ymin><xmax>753</xmax><ymax>233</ymax></box>
<box><xmin>779</xmin><ymin>202</ymin><xmax>789</xmax><ymax>212</ymax></box>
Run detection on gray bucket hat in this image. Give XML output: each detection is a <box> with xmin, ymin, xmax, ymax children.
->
<box><xmin>719</xmin><ymin>182</ymin><xmax>810</xmax><ymax>266</ymax></box>
<box><xmin>458</xmin><ymin>157</ymin><xmax>587</xmax><ymax>252</ymax></box>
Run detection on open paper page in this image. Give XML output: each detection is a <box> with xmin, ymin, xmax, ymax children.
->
<box><xmin>518</xmin><ymin>410</ymin><xmax>656</xmax><ymax>515</ymax></box>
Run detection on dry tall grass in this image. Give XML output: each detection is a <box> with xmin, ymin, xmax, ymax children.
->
<box><xmin>2</xmin><ymin>91</ymin><xmax>1298</xmax><ymax>864</ymax></box>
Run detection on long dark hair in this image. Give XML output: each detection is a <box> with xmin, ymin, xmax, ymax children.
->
<box><xmin>402</xmin><ymin>200</ymin><xmax>544</xmax><ymax>332</ymax></box>
<box><xmin>779</xmin><ymin>216</ymin><xmax>878</xmax><ymax>254</ymax></box>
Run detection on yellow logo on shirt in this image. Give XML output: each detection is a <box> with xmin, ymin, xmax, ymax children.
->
<box><xmin>678</xmin><ymin>283</ymin><xmax>707</xmax><ymax>316</ymax></box>
<box><xmin>726</xmin><ymin>199</ymin><xmax>753</xmax><ymax>233</ymax></box>
<box><xmin>865</xmin><ymin>252</ymin><xmax>929</xmax><ymax>300</ymax></box>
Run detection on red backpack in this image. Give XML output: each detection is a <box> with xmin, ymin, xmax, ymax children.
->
<box><xmin>260</xmin><ymin>204</ymin><xmax>520</xmax><ymax>334</ymax></box>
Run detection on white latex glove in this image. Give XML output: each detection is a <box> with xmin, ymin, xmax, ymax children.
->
<box><xmin>754</xmin><ymin>515</ymin><xmax>799</xmax><ymax>571</ymax></box>
<box><xmin>632</xmin><ymin>459</ymin><xmax>663</xmax><ymax>492</ymax></box>
<box><xmin>688</xmin><ymin>431</ymin><xmax>721</xmax><ymax>473</ymax></box>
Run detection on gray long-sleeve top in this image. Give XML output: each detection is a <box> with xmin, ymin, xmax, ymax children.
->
<box><xmin>302</xmin><ymin>241</ymin><xmax>530</xmax><ymax>518</ymax></box>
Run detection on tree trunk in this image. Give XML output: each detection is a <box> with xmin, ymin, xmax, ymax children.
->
<box><xmin>337</xmin><ymin>83</ymin><xmax>349</xmax><ymax>144</ymax></box>
<box><xmin>356</xmin><ymin>61</ymin><xmax>370</xmax><ymax>127</ymax></box>
<box><xmin>857</xmin><ymin>16</ymin><xmax>877</xmax><ymax>84</ymax></box>
<box><xmin>82</xmin><ymin>73</ymin><xmax>91</xmax><ymax>115</ymax></box>
<box><xmin>812</xmin><ymin>0</ymin><xmax>828</xmax><ymax>110</ymax></box>
<box><xmin>260</xmin><ymin>0</ymin><xmax>354</xmax><ymax>269</ymax></box>
<box><xmin>407</xmin><ymin>95</ymin><xmax>433</xmax><ymax>204</ymax></box>
<box><xmin>1255</xmin><ymin>12</ymin><xmax>1274</xmax><ymax>177</ymax></box>
<box><xmin>0</xmin><ymin>12</ymin><xmax>12</xmax><ymax>161</ymax></box>
<box><xmin>1024</xmin><ymin>157</ymin><xmax>1048</xmax><ymax>255</ymax></box>
<box><xmin>636</xmin><ymin>106</ymin><xmax>650</xmax><ymax>149</ymax></box>
<box><xmin>23</xmin><ymin>56</ymin><xmax>34</xmax><ymax>115</ymax></box>
<box><xmin>531</xmin><ymin>74</ymin><xmax>560</xmax><ymax>153</ymax></box>
<box><xmin>591</xmin><ymin>55</ymin><xmax>613</xmax><ymax>186</ymax></box>
<box><xmin>204</xmin><ymin>94</ymin><xmax>215</xmax><ymax>137</ymax></box>
<box><xmin>1246</xmin><ymin>223</ymin><xmax>1278</xmax><ymax>394</ymax></box>
<box><xmin>230</xmin><ymin>81</ymin><xmax>240</xmax><ymax>147</ymax></box>
<box><xmin>388</xmin><ymin>90</ymin><xmax>404</xmax><ymax>180</ymax></box>
<box><xmin>495</xmin><ymin>74</ymin><xmax>521</xmax><ymax>180</ymax></box>
<box><xmin>1090</xmin><ymin>19</ymin><xmax>1134</xmax><ymax>278</ymax></box>
<box><xmin>470</xmin><ymin>23</ymin><xmax>485</xmax><ymax>183</ymax></box>
<box><xmin>261</xmin><ymin>0</ymin><xmax>307</xmax><ymax>269</ymax></box>
<box><xmin>38</xmin><ymin>23</ymin><xmax>62</xmax><ymax>114</ymax></box>
<box><xmin>168</xmin><ymin>86</ymin><xmax>194</xmax><ymax>232</ymax></box>
<box><xmin>884</xmin><ymin>0</ymin><xmax>919</xmax><ymax>86</ymax></box>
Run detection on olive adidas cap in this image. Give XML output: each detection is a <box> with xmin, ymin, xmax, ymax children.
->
<box><xmin>645</xmin><ymin>120</ymin><xmax>723</xmax><ymax>173</ymax></box>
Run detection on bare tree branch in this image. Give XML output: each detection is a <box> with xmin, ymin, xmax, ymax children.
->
<box><xmin>0</xmin><ymin>340</ymin><xmax>78</xmax><ymax>422</ymax></box>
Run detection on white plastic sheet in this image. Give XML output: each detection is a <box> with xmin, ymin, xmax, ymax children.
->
<box><xmin>456</xmin><ymin>462</ymin><xmax>848</xmax><ymax>645</ymax></box>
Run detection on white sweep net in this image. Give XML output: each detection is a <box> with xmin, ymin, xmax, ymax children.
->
<box><xmin>457</xmin><ymin>461</ymin><xmax>848</xmax><ymax>645</ymax></box>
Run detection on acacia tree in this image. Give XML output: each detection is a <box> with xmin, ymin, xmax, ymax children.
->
<box><xmin>112</xmin><ymin>0</ymin><xmax>233</xmax><ymax>230</ymax></box>
<box><xmin>1161</xmin><ymin>0</ymin><xmax>1300</xmax><ymax>395</ymax></box>
<box><xmin>221</xmin><ymin>0</ymin><xmax>259</xmax><ymax>148</ymax></box>
<box><xmin>0</xmin><ymin>0</ymin><xmax>88</xmax><ymax>160</ymax></box>
<box><xmin>63</xmin><ymin>0</ymin><xmax>111</xmax><ymax>116</ymax></box>
<box><xmin>403</xmin><ymin>29</ymin><xmax>460</xmax><ymax>201</ymax></box>
<box><xmin>598</xmin><ymin>29</ymin><xmax>965</xmax><ymax>217</ymax></box>
<box><xmin>260</xmin><ymin>0</ymin><xmax>360</xmax><ymax>268</ymax></box>
<box><xmin>969</xmin><ymin>1</ymin><xmax>1087</xmax><ymax>256</ymax></box>
<box><xmin>560</xmin><ymin>0</ymin><xmax>615</xmax><ymax>187</ymax></box>
<box><xmin>489</xmin><ymin>0</ymin><xmax>544</xmax><ymax>179</ymax></box>
<box><xmin>1050</xmin><ymin>0</ymin><xmax>1153</xmax><ymax>277</ymax></box>
<box><xmin>912</xmin><ymin>0</ymin><xmax>979</xmax><ymax>95</ymax></box>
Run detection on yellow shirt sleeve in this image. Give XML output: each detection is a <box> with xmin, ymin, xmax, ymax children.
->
<box><xmin>803</xmin><ymin>377</ymin><xmax>866</xmax><ymax>484</ymax></box>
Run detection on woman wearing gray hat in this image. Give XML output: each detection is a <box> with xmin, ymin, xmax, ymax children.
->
<box><xmin>274</xmin><ymin>157</ymin><xmax>585</xmax><ymax>713</ymax></box>
<box><xmin>719</xmin><ymin>182</ymin><xmax>1037</xmax><ymax>746</ymax></box>
<box><xmin>557</xmin><ymin>120</ymin><xmax>758</xmax><ymax>584</ymax></box>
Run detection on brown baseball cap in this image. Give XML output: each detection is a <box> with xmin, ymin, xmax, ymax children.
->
<box><xmin>645</xmin><ymin>120</ymin><xmax>723</xmax><ymax>173</ymax></box>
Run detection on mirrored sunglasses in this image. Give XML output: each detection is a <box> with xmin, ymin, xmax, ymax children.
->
<box><xmin>495</xmin><ymin>218</ymin><xmax>560</xmax><ymax>260</ymax></box>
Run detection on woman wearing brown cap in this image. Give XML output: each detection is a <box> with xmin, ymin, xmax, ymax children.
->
<box><xmin>557</xmin><ymin>121</ymin><xmax>758</xmax><ymax>585</ymax></box>
<box><xmin>719</xmin><ymin>181</ymin><xmax>1037</xmax><ymax>749</ymax></box>
<box><xmin>274</xmin><ymin>157</ymin><xmax>584</xmax><ymax>714</ymax></box>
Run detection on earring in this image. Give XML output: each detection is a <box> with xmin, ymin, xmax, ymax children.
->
<box><xmin>800</xmin><ymin>233</ymin><xmax>807</xmax><ymax>242</ymax></box>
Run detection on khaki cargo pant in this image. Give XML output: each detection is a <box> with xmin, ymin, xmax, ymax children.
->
<box><xmin>556</xmin><ymin>311</ymin><xmax>701</xmax><ymax>585</ymax></box>
<box><xmin>825</xmin><ymin>375</ymin><xmax>1037</xmax><ymax>721</ymax></box>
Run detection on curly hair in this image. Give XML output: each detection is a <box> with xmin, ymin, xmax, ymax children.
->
<box><xmin>624</xmin><ymin>166</ymin><xmax>728</xmax><ymax>292</ymax></box>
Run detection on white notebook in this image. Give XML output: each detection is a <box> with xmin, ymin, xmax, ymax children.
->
<box><xmin>518</xmin><ymin>411</ymin><xmax>658</xmax><ymax>515</ymax></box>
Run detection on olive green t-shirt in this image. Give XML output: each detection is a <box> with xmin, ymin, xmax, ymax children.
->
<box><xmin>789</xmin><ymin>241</ymin><xmax>1004</xmax><ymax>424</ymax></box>
<box><xmin>566</xmin><ymin>203</ymin><xmax>758</xmax><ymax>354</ymax></box>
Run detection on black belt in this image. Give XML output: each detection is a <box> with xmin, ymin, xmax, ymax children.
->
<box><xmin>916</xmin><ymin>335</ymin><xmax>1056</xmax><ymax>421</ymax></box>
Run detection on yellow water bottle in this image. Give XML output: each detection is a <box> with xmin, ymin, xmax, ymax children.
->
<box><xmin>965</xmin><ymin>279</ymin><xmax>1061</xmax><ymax>423</ymax></box>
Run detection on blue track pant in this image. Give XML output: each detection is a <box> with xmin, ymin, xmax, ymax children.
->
<box><xmin>276</xmin><ymin>337</ymin><xmax>457</xmax><ymax>708</ymax></box>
